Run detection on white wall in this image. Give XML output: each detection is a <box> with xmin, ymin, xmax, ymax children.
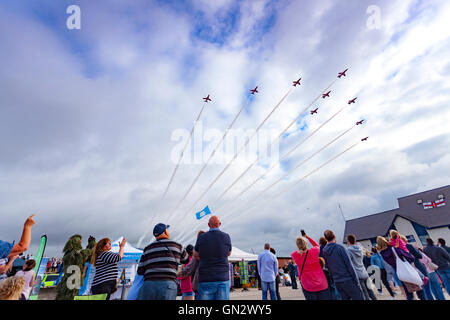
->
<box><xmin>393</xmin><ymin>216</ymin><xmax>423</xmax><ymax>248</ymax></box>
<box><xmin>427</xmin><ymin>227</ymin><xmax>450</xmax><ymax>244</ymax></box>
<box><xmin>358</xmin><ymin>240</ymin><xmax>373</xmax><ymax>251</ymax></box>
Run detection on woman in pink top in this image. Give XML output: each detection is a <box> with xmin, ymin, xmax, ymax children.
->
<box><xmin>291</xmin><ymin>233</ymin><xmax>330</xmax><ymax>300</ymax></box>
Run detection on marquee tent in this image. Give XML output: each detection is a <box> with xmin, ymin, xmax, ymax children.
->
<box><xmin>111</xmin><ymin>237</ymin><xmax>143</xmax><ymax>263</ymax></box>
<box><xmin>228</xmin><ymin>246</ymin><xmax>258</xmax><ymax>261</ymax></box>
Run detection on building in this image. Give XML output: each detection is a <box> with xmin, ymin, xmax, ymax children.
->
<box><xmin>343</xmin><ymin>185</ymin><xmax>450</xmax><ymax>250</ymax></box>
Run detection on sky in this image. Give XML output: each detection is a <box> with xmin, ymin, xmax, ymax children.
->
<box><xmin>1</xmin><ymin>0</ymin><xmax>449</xmax><ymax>258</ymax></box>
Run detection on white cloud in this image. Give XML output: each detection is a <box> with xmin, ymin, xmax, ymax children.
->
<box><xmin>1</xmin><ymin>0</ymin><xmax>449</xmax><ymax>257</ymax></box>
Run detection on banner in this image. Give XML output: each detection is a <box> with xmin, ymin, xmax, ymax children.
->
<box><xmin>78</xmin><ymin>263</ymin><xmax>95</xmax><ymax>296</ymax></box>
<box><xmin>28</xmin><ymin>235</ymin><xmax>47</xmax><ymax>300</ymax></box>
<box><xmin>239</xmin><ymin>260</ymin><xmax>249</xmax><ymax>285</ymax></box>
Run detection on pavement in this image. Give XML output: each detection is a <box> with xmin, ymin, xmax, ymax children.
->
<box><xmin>228</xmin><ymin>281</ymin><xmax>450</xmax><ymax>300</ymax></box>
<box><xmin>38</xmin><ymin>281</ymin><xmax>449</xmax><ymax>300</ymax></box>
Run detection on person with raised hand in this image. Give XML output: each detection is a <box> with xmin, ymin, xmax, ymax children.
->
<box><xmin>91</xmin><ymin>237</ymin><xmax>126</xmax><ymax>300</ymax></box>
<box><xmin>1</xmin><ymin>215</ymin><xmax>36</xmax><ymax>260</ymax></box>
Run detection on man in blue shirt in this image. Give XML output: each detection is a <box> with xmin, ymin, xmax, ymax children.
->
<box><xmin>194</xmin><ymin>216</ymin><xmax>232</xmax><ymax>300</ymax></box>
<box><xmin>257</xmin><ymin>243</ymin><xmax>278</xmax><ymax>300</ymax></box>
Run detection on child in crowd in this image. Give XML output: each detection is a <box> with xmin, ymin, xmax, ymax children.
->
<box><xmin>389</xmin><ymin>230</ymin><xmax>409</xmax><ymax>253</ymax></box>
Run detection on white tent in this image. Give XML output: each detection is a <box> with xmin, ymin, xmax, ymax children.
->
<box><xmin>228</xmin><ymin>246</ymin><xmax>258</xmax><ymax>262</ymax></box>
<box><xmin>111</xmin><ymin>237</ymin><xmax>143</xmax><ymax>262</ymax></box>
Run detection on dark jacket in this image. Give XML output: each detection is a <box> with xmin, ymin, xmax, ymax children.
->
<box><xmin>287</xmin><ymin>262</ymin><xmax>296</xmax><ymax>275</ymax></box>
<box><xmin>319</xmin><ymin>244</ymin><xmax>328</xmax><ymax>269</ymax></box>
<box><xmin>322</xmin><ymin>242</ymin><xmax>359</xmax><ymax>284</ymax></box>
<box><xmin>379</xmin><ymin>246</ymin><xmax>415</xmax><ymax>271</ymax></box>
<box><xmin>440</xmin><ymin>245</ymin><xmax>450</xmax><ymax>255</ymax></box>
<box><xmin>423</xmin><ymin>245</ymin><xmax>450</xmax><ymax>270</ymax></box>
<box><xmin>405</xmin><ymin>243</ymin><xmax>428</xmax><ymax>276</ymax></box>
<box><xmin>363</xmin><ymin>255</ymin><xmax>371</xmax><ymax>270</ymax></box>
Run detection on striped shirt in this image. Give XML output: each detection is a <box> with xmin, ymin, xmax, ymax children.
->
<box><xmin>137</xmin><ymin>239</ymin><xmax>188</xmax><ymax>281</ymax></box>
<box><xmin>92</xmin><ymin>251</ymin><xmax>122</xmax><ymax>287</ymax></box>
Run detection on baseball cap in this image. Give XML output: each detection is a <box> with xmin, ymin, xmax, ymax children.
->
<box><xmin>0</xmin><ymin>240</ymin><xmax>14</xmax><ymax>259</ymax></box>
<box><xmin>153</xmin><ymin>223</ymin><xmax>169</xmax><ymax>237</ymax></box>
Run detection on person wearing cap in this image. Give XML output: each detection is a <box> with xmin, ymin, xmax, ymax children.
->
<box><xmin>193</xmin><ymin>216</ymin><xmax>232</xmax><ymax>300</ymax></box>
<box><xmin>137</xmin><ymin>223</ymin><xmax>189</xmax><ymax>300</ymax></box>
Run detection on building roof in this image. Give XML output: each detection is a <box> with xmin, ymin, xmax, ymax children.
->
<box><xmin>397</xmin><ymin>185</ymin><xmax>450</xmax><ymax>229</ymax></box>
<box><xmin>344</xmin><ymin>185</ymin><xmax>450</xmax><ymax>242</ymax></box>
<box><xmin>343</xmin><ymin>209</ymin><xmax>399</xmax><ymax>242</ymax></box>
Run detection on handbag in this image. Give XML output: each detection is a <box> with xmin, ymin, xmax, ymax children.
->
<box><xmin>425</xmin><ymin>259</ymin><xmax>439</xmax><ymax>271</ymax></box>
<box><xmin>391</xmin><ymin>247</ymin><xmax>423</xmax><ymax>286</ymax></box>
<box><xmin>299</xmin><ymin>250</ymin><xmax>309</xmax><ymax>287</ymax></box>
<box><xmin>403</xmin><ymin>281</ymin><xmax>422</xmax><ymax>293</ymax></box>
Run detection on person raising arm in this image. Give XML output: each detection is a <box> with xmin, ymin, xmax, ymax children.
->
<box><xmin>8</xmin><ymin>215</ymin><xmax>36</xmax><ymax>258</ymax></box>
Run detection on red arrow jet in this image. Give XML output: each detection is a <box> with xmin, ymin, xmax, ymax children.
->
<box><xmin>348</xmin><ymin>97</ymin><xmax>357</xmax><ymax>104</ymax></box>
<box><xmin>361</xmin><ymin>137</ymin><xmax>369</xmax><ymax>142</ymax></box>
<box><xmin>338</xmin><ymin>69</ymin><xmax>348</xmax><ymax>78</ymax></box>
<box><xmin>203</xmin><ymin>95</ymin><xmax>212</xmax><ymax>102</ymax></box>
<box><xmin>356</xmin><ymin>120</ymin><xmax>364</xmax><ymax>125</ymax></box>
<box><xmin>310</xmin><ymin>108</ymin><xmax>318</xmax><ymax>115</ymax></box>
<box><xmin>293</xmin><ymin>78</ymin><xmax>302</xmax><ymax>87</ymax></box>
<box><xmin>250</xmin><ymin>86</ymin><xmax>258</xmax><ymax>95</ymax></box>
<box><xmin>322</xmin><ymin>91</ymin><xmax>331</xmax><ymax>99</ymax></box>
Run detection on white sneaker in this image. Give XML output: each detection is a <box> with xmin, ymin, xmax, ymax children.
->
<box><xmin>389</xmin><ymin>297</ymin><xmax>395</xmax><ymax>300</ymax></box>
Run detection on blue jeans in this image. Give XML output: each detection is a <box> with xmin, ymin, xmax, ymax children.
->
<box><xmin>334</xmin><ymin>285</ymin><xmax>342</xmax><ymax>300</ymax></box>
<box><xmin>137</xmin><ymin>280</ymin><xmax>178</xmax><ymax>300</ymax></box>
<box><xmin>198</xmin><ymin>281</ymin><xmax>230</xmax><ymax>300</ymax></box>
<box><xmin>428</xmin><ymin>271</ymin><xmax>445</xmax><ymax>300</ymax></box>
<box><xmin>261</xmin><ymin>281</ymin><xmax>277</xmax><ymax>300</ymax></box>
<box><xmin>436</xmin><ymin>269</ymin><xmax>450</xmax><ymax>296</ymax></box>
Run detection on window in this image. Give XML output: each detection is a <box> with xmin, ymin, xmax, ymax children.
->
<box><xmin>406</xmin><ymin>235</ymin><xmax>416</xmax><ymax>243</ymax></box>
<box><xmin>384</xmin><ymin>222</ymin><xmax>397</xmax><ymax>238</ymax></box>
<box><xmin>411</xmin><ymin>221</ymin><xmax>429</xmax><ymax>246</ymax></box>
<box><xmin>370</xmin><ymin>238</ymin><xmax>377</xmax><ymax>247</ymax></box>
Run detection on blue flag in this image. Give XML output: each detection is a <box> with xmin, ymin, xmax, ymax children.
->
<box><xmin>195</xmin><ymin>205</ymin><xmax>211</xmax><ymax>220</ymax></box>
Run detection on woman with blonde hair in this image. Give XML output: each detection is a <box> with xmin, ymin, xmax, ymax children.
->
<box><xmin>0</xmin><ymin>276</ymin><xmax>26</xmax><ymax>300</ymax></box>
<box><xmin>90</xmin><ymin>237</ymin><xmax>126</xmax><ymax>299</ymax></box>
<box><xmin>377</xmin><ymin>236</ymin><xmax>420</xmax><ymax>300</ymax></box>
<box><xmin>290</xmin><ymin>232</ymin><xmax>329</xmax><ymax>300</ymax></box>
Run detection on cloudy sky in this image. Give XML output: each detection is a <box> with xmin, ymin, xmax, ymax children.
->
<box><xmin>1</xmin><ymin>0</ymin><xmax>449</xmax><ymax>258</ymax></box>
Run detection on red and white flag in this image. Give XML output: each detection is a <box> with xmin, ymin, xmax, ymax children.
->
<box><xmin>423</xmin><ymin>199</ymin><xmax>445</xmax><ymax>209</ymax></box>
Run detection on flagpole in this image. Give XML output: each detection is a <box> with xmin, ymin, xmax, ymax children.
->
<box><xmin>338</xmin><ymin>203</ymin><xmax>346</xmax><ymax>222</ymax></box>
